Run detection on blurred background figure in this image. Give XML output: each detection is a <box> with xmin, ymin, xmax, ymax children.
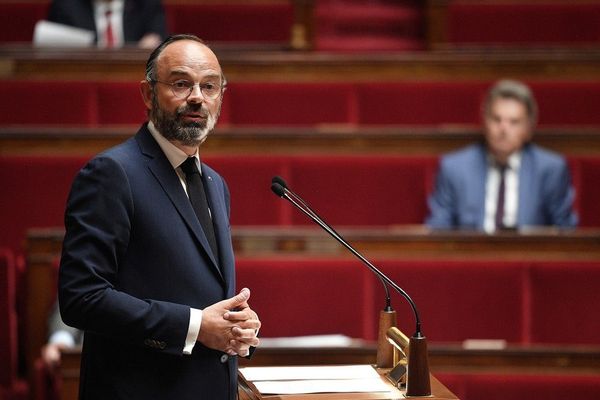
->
<box><xmin>40</xmin><ymin>302</ymin><xmax>81</xmax><ymax>368</ymax></box>
<box><xmin>44</xmin><ymin>0</ymin><xmax>167</xmax><ymax>48</ymax></box>
<box><xmin>426</xmin><ymin>79</ymin><xmax>578</xmax><ymax>233</ymax></box>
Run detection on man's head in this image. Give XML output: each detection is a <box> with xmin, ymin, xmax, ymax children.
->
<box><xmin>482</xmin><ymin>80</ymin><xmax>537</xmax><ymax>164</ymax></box>
<box><xmin>141</xmin><ymin>34</ymin><xmax>226</xmax><ymax>147</ymax></box>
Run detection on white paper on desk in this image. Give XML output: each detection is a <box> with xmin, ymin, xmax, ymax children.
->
<box><xmin>253</xmin><ymin>378</ymin><xmax>392</xmax><ymax>395</ymax></box>
<box><xmin>240</xmin><ymin>365</ymin><xmax>380</xmax><ymax>382</ymax></box>
<box><xmin>33</xmin><ymin>20</ymin><xmax>94</xmax><ymax>47</ymax></box>
<box><xmin>258</xmin><ymin>334</ymin><xmax>354</xmax><ymax>348</ymax></box>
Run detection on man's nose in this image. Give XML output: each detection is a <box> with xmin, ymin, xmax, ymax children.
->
<box><xmin>187</xmin><ymin>84</ymin><xmax>205</xmax><ymax>103</ymax></box>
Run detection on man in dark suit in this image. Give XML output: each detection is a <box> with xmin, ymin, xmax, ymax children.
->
<box><xmin>426</xmin><ymin>79</ymin><xmax>578</xmax><ymax>232</ymax></box>
<box><xmin>47</xmin><ymin>0</ymin><xmax>167</xmax><ymax>48</ymax></box>
<box><xmin>59</xmin><ymin>34</ymin><xmax>261</xmax><ymax>400</ymax></box>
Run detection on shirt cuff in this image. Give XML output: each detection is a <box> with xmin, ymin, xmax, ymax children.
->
<box><xmin>183</xmin><ymin>307</ymin><xmax>202</xmax><ymax>355</ymax></box>
<box><xmin>48</xmin><ymin>330</ymin><xmax>76</xmax><ymax>347</ymax></box>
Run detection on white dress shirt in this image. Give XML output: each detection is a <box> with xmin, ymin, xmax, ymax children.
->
<box><xmin>94</xmin><ymin>0</ymin><xmax>125</xmax><ymax>48</ymax></box>
<box><xmin>483</xmin><ymin>152</ymin><xmax>521</xmax><ymax>233</ymax></box>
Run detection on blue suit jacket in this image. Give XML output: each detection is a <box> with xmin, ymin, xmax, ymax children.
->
<box><xmin>426</xmin><ymin>142</ymin><xmax>577</xmax><ymax>230</ymax></box>
<box><xmin>59</xmin><ymin>125</ymin><xmax>238</xmax><ymax>399</ymax></box>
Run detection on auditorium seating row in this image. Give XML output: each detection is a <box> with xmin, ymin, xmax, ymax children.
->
<box><xmin>444</xmin><ymin>1</ymin><xmax>600</xmax><ymax>48</ymax></box>
<box><xmin>2</xmin><ymin>80</ymin><xmax>600</xmax><ymax>127</ymax></box>
<box><xmin>0</xmin><ymin>1</ymin><xmax>293</xmax><ymax>45</ymax></box>
<box><xmin>236</xmin><ymin>257</ymin><xmax>600</xmax><ymax>346</ymax></box>
<box><xmin>3</xmin><ymin>1</ymin><xmax>600</xmax><ymax>51</ymax></box>
<box><xmin>2</xmin><ymin>154</ymin><xmax>600</xmax><ymax>257</ymax></box>
<box><xmin>0</xmin><ymin>248</ymin><xmax>28</xmax><ymax>400</ymax></box>
<box><xmin>436</xmin><ymin>372</ymin><xmax>600</xmax><ymax>400</ymax></box>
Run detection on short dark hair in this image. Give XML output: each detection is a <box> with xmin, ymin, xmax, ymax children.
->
<box><xmin>145</xmin><ymin>34</ymin><xmax>206</xmax><ymax>82</ymax></box>
<box><xmin>483</xmin><ymin>79</ymin><xmax>538</xmax><ymax>126</ymax></box>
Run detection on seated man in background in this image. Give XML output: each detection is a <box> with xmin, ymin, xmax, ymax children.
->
<box><xmin>46</xmin><ymin>0</ymin><xmax>167</xmax><ymax>48</ymax></box>
<box><xmin>41</xmin><ymin>302</ymin><xmax>82</xmax><ymax>368</ymax></box>
<box><xmin>426</xmin><ymin>79</ymin><xmax>578</xmax><ymax>232</ymax></box>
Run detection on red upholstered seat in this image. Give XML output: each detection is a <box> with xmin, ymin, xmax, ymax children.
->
<box><xmin>464</xmin><ymin>373</ymin><xmax>600</xmax><ymax>400</ymax></box>
<box><xmin>529</xmin><ymin>261</ymin><xmax>600</xmax><ymax>346</ymax></box>
<box><xmin>530</xmin><ymin>82</ymin><xmax>600</xmax><ymax>126</ymax></box>
<box><xmin>0</xmin><ymin>248</ymin><xmax>29</xmax><ymax>400</ymax></box>
<box><xmin>447</xmin><ymin>3</ymin><xmax>600</xmax><ymax>46</ymax></box>
<box><xmin>97</xmin><ymin>82</ymin><xmax>147</xmax><ymax>126</ymax></box>
<box><xmin>226</xmin><ymin>83</ymin><xmax>355</xmax><ymax>126</ymax></box>
<box><xmin>203</xmin><ymin>155</ymin><xmax>289</xmax><ymax>226</ymax></box>
<box><xmin>0</xmin><ymin>81</ymin><xmax>97</xmax><ymax>126</ymax></box>
<box><xmin>373</xmin><ymin>259</ymin><xmax>528</xmax><ymax>344</ymax></box>
<box><xmin>0</xmin><ymin>3</ymin><xmax>48</xmax><ymax>43</ymax></box>
<box><xmin>569</xmin><ymin>157</ymin><xmax>600</xmax><ymax>228</ymax></box>
<box><xmin>236</xmin><ymin>257</ymin><xmax>376</xmax><ymax>339</ymax></box>
<box><xmin>165</xmin><ymin>4</ymin><xmax>292</xmax><ymax>44</ymax></box>
<box><xmin>356</xmin><ymin>82</ymin><xmax>489</xmax><ymax>126</ymax></box>
<box><xmin>0</xmin><ymin>156</ymin><xmax>88</xmax><ymax>256</ymax></box>
<box><xmin>287</xmin><ymin>155</ymin><xmax>438</xmax><ymax>226</ymax></box>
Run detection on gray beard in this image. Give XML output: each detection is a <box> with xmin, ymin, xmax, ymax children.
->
<box><xmin>151</xmin><ymin>95</ymin><xmax>218</xmax><ymax>146</ymax></box>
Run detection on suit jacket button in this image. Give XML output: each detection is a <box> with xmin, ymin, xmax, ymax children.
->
<box><xmin>220</xmin><ymin>354</ymin><xmax>229</xmax><ymax>363</ymax></box>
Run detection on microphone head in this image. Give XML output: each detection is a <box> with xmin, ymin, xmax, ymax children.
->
<box><xmin>271</xmin><ymin>182</ymin><xmax>286</xmax><ymax>197</ymax></box>
<box><xmin>271</xmin><ymin>176</ymin><xmax>288</xmax><ymax>189</ymax></box>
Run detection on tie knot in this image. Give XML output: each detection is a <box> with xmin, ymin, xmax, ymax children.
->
<box><xmin>180</xmin><ymin>157</ymin><xmax>199</xmax><ymax>176</ymax></box>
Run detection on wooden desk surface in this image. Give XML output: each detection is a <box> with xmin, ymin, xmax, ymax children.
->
<box><xmin>26</xmin><ymin>225</ymin><xmax>600</xmax><ymax>261</ymax></box>
<box><xmin>59</xmin><ymin>342</ymin><xmax>600</xmax><ymax>400</ymax></box>
<box><xmin>3</xmin><ymin>126</ymin><xmax>600</xmax><ymax>157</ymax></box>
<box><xmin>3</xmin><ymin>46</ymin><xmax>600</xmax><ymax>82</ymax></box>
<box><xmin>24</xmin><ymin>226</ymin><xmax>600</xmax><ymax>379</ymax></box>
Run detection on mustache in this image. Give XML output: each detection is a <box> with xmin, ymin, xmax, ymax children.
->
<box><xmin>176</xmin><ymin>104</ymin><xmax>209</xmax><ymax>119</ymax></box>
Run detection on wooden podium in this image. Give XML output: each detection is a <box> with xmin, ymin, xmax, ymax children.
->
<box><xmin>237</xmin><ymin>366</ymin><xmax>458</xmax><ymax>400</ymax></box>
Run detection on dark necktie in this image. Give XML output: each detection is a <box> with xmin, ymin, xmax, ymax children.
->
<box><xmin>180</xmin><ymin>157</ymin><xmax>219</xmax><ymax>262</ymax></box>
<box><xmin>495</xmin><ymin>164</ymin><xmax>507</xmax><ymax>230</ymax></box>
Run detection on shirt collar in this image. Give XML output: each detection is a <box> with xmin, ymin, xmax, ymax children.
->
<box><xmin>94</xmin><ymin>0</ymin><xmax>124</xmax><ymax>14</ymax></box>
<box><xmin>487</xmin><ymin>151</ymin><xmax>522</xmax><ymax>171</ymax></box>
<box><xmin>147</xmin><ymin>121</ymin><xmax>201</xmax><ymax>170</ymax></box>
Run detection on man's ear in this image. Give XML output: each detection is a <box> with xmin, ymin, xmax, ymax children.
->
<box><xmin>140</xmin><ymin>80</ymin><xmax>153</xmax><ymax>111</ymax></box>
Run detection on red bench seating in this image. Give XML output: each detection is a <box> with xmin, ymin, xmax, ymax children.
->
<box><xmin>0</xmin><ymin>3</ymin><xmax>48</xmax><ymax>43</ymax></box>
<box><xmin>447</xmin><ymin>2</ymin><xmax>600</xmax><ymax>47</ymax></box>
<box><xmin>236</xmin><ymin>257</ymin><xmax>375</xmax><ymax>339</ymax></box>
<box><xmin>0</xmin><ymin>156</ymin><xmax>89</xmax><ymax>256</ymax></box>
<box><xmin>4</xmin><ymin>80</ymin><xmax>600</xmax><ymax>127</ymax></box>
<box><xmin>166</xmin><ymin>3</ymin><xmax>292</xmax><ymax>45</ymax></box>
<box><xmin>237</xmin><ymin>257</ymin><xmax>600</xmax><ymax>346</ymax></box>
<box><xmin>437</xmin><ymin>372</ymin><xmax>600</xmax><ymax>400</ymax></box>
<box><xmin>0</xmin><ymin>2</ymin><xmax>292</xmax><ymax>45</ymax></box>
<box><xmin>0</xmin><ymin>248</ymin><xmax>28</xmax><ymax>400</ymax></box>
<box><xmin>2</xmin><ymin>154</ymin><xmax>600</xmax><ymax>257</ymax></box>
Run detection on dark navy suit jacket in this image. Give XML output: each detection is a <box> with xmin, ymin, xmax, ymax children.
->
<box><xmin>59</xmin><ymin>124</ymin><xmax>238</xmax><ymax>399</ymax></box>
<box><xmin>47</xmin><ymin>0</ymin><xmax>167</xmax><ymax>44</ymax></box>
<box><xmin>426</xmin><ymin>142</ymin><xmax>578</xmax><ymax>230</ymax></box>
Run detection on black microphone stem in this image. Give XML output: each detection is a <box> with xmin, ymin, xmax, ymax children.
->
<box><xmin>281</xmin><ymin>191</ymin><xmax>421</xmax><ymax>335</ymax></box>
<box><xmin>284</xmin><ymin>189</ymin><xmax>392</xmax><ymax>310</ymax></box>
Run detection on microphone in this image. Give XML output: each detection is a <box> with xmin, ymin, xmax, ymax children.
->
<box><xmin>270</xmin><ymin>176</ymin><xmax>431</xmax><ymax>396</ymax></box>
<box><xmin>272</xmin><ymin>177</ymin><xmax>392</xmax><ymax>307</ymax></box>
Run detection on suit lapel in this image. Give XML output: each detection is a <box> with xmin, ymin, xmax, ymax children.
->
<box><xmin>135</xmin><ymin>127</ymin><xmax>224</xmax><ymax>282</ymax></box>
<box><xmin>517</xmin><ymin>146</ymin><xmax>535</xmax><ymax>226</ymax></box>
<box><xmin>202</xmin><ymin>166</ymin><xmax>235</xmax><ymax>294</ymax></box>
<box><xmin>474</xmin><ymin>144</ymin><xmax>488</xmax><ymax>228</ymax></box>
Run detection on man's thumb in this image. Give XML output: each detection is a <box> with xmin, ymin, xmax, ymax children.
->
<box><xmin>229</xmin><ymin>287</ymin><xmax>250</xmax><ymax>306</ymax></box>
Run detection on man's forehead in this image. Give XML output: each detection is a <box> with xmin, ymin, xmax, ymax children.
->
<box><xmin>157</xmin><ymin>40</ymin><xmax>221</xmax><ymax>74</ymax></box>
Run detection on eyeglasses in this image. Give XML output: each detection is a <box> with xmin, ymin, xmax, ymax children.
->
<box><xmin>151</xmin><ymin>79</ymin><xmax>223</xmax><ymax>100</ymax></box>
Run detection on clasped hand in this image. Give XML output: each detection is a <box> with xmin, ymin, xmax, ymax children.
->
<box><xmin>197</xmin><ymin>287</ymin><xmax>260</xmax><ymax>356</ymax></box>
